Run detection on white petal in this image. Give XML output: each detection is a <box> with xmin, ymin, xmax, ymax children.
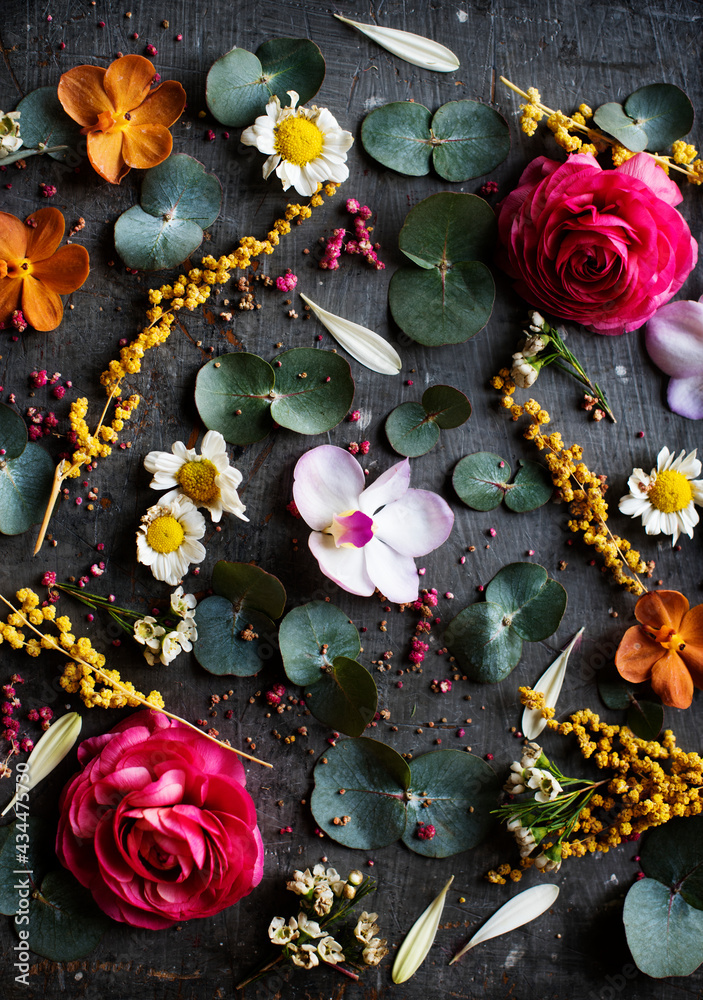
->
<box><xmin>334</xmin><ymin>14</ymin><xmax>460</xmax><ymax>72</ymax></box>
<box><xmin>449</xmin><ymin>885</ymin><xmax>560</xmax><ymax>965</ymax></box>
<box><xmin>293</xmin><ymin>445</ymin><xmax>365</xmax><ymax>530</ymax></box>
<box><xmin>299</xmin><ymin>293</ymin><xmax>401</xmax><ymax>376</ymax></box>
<box><xmin>392</xmin><ymin>877</ymin><xmax>454</xmax><ymax>984</ymax></box>
<box><xmin>363</xmin><ymin>537</ymin><xmax>419</xmax><ymax>603</ymax></box>
<box><xmin>372</xmin><ymin>489</ymin><xmax>454</xmax><ymax>556</ymax></box>
<box><xmin>308</xmin><ymin>531</ymin><xmax>375</xmax><ymax>596</ymax></box>
<box><xmin>522</xmin><ymin>628</ymin><xmax>584</xmax><ymax>740</ymax></box>
<box><xmin>262</xmin><ymin>153</ymin><xmax>281</xmax><ymax>179</ymax></box>
<box><xmin>359</xmin><ymin>459</ymin><xmax>410</xmax><ymax>515</ymax></box>
<box><xmin>618</xmin><ymin>495</ymin><xmax>651</xmax><ymax>517</ymax></box>
<box><xmin>1</xmin><ymin>712</ymin><xmax>82</xmax><ymax>817</ymax></box>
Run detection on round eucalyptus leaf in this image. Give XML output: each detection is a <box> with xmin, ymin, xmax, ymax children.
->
<box><xmin>627</xmin><ymin>699</ymin><xmax>663</xmax><ymax>741</ymax></box>
<box><xmin>15</xmin><ymin>86</ymin><xmax>83</xmax><ymax>161</ymax></box>
<box><xmin>403</xmin><ymin>751</ymin><xmax>499</xmax><ymax>857</ymax></box>
<box><xmin>624</xmin><ymin>878</ymin><xmax>703</xmax><ymax>978</ymax></box>
<box><xmin>0</xmin><ymin>441</ymin><xmax>55</xmax><ymax>536</ymax></box>
<box><xmin>114</xmin><ymin>206</ymin><xmax>206</xmax><ymax>271</ymax></box>
<box><xmin>597</xmin><ymin>663</ymin><xmax>640</xmax><ymax>710</ymax></box>
<box><xmin>311</xmin><ymin>738</ymin><xmax>410</xmax><ymax>849</ymax></box>
<box><xmin>206</xmin><ymin>38</ymin><xmax>325</xmax><ymax>128</ymax></box>
<box><xmin>504</xmin><ymin>460</ymin><xmax>553</xmax><ymax>512</ymax></box>
<box><xmin>279</xmin><ymin>601</ymin><xmax>361</xmax><ymax>687</ymax></box>
<box><xmin>421</xmin><ymin>384</ymin><xmax>471</xmax><ymax>429</ymax></box>
<box><xmin>385</xmin><ymin>402</ymin><xmax>441</xmax><ymax>457</ymax></box>
<box><xmin>0</xmin><ymin>818</ymin><xmax>53</xmax><ymax>916</ymax></box>
<box><xmin>270</xmin><ymin>348</ymin><xmax>354</xmax><ymax>435</ymax></box>
<box><xmin>140</xmin><ymin>154</ymin><xmax>222</xmax><ymax>228</ymax></box>
<box><xmin>593</xmin><ymin>102</ymin><xmax>649</xmax><ymax>152</ymax></box>
<box><xmin>624</xmin><ymin>83</ymin><xmax>694</xmax><ymax>151</ymax></box>
<box><xmin>453</xmin><ymin>452</ymin><xmax>510</xmax><ymax>511</ymax></box>
<box><xmin>431</xmin><ymin>100</ymin><xmax>510</xmax><ymax>181</ymax></box>
<box><xmin>485</xmin><ymin>561</ymin><xmax>552</xmax><ymax>615</ymax></box>
<box><xmin>509</xmin><ymin>578</ymin><xmax>567</xmax><ymax>643</ymax></box>
<box><xmin>193</xmin><ymin>596</ymin><xmax>277</xmax><ymax>676</ymax></box>
<box><xmin>0</xmin><ymin>402</ymin><xmax>28</xmax><ymax>460</ymax></box>
<box><xmin>397</xmin><ymin>192</ymin><xmax>497</xmax><ymax>269</ymax></box>
<box><xmin>20</xmin><ymin>869</ymin><xmax>111</xmax><ymax>962</ymax></box>
<box><xmin>305</xmin><ymin>656</ymin><xmax>378</xmax><ymax>737</ymax></box>
<box><xmin>361</xmin><ymin>102</ymin><xmax>434</xmax><ymax>176</ymax></box>
<box><xmin>639</xmin><ymin>815</ymin><xmax>703</xmax><ymax>911</ymax></box>
<box><xmin>195</xmin><ymin>353</ymin><xmax>275</xmax><ymax>445</ymax></box>
<box><xmin>444</xmin><ymin>602</ymin><xmax>524</xmax><ymax>683</ymax></box>
<box><xmin>212</xmin><ymin>560</ymin><xmax>286</xmax><ymax>619</ymax></box>
<box><xmin>389</xmin><ymin>261</ymin><xmax>494</xmax><ymax>346</ymax></box>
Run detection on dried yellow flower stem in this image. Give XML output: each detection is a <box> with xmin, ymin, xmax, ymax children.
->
<box><xmin>0</xmin><ymin>594</ymin><xmax>272</xmax><ymax>769</ymax></box>
<box><xmin>500</xmin><ymin>77</ymin><xmax>694</xmax><ymax>179</ymax></box>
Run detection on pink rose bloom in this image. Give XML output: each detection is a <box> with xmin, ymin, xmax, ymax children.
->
<box><xmin>496</xmin><ymin>153</ymin><xmax>697</xmax><ymax>335</ymax></box>
<box><xmin>56</xmin><ymin>710</ymin><xmax>264</xmax><ymax>929</ymax></box>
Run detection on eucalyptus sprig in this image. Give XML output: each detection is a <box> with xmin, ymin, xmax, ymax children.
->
<box><xmin>512</xmin><ymin>311</ymin><xmax>616</xmax><ymax>422</ymax></box>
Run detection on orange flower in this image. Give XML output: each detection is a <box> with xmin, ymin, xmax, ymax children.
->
<box><xmin>57</xmin><ymin>54</ymin><xmax>186</xmax><ymax>185</ymax></box>
<box><xmin>0</xmin><ymin>208</ymin><xmax>90</xmax><ymax>332</ymax></box>
<box><xmin>615</xmin><ymin>590</ymin><xmax>703</xmax><ymax>709</ymax></box>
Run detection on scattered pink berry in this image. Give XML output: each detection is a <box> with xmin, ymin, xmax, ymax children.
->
<box><xmin>205</xmin><ymin>129</ymin><xmax>216</xmax><ymax>141</ymax></box>
<box><xmin>52</xmin><ymin>385</ymin><xmax>66</xmax><ymax>399</ymax></box>
<box><xmin>145</xmin><ymin>43</ymin><xmax>157</xmax><ymax>56</ymax></box>
<box><xmin>416</xmin><ymin>823</ymin><xmax>436</xmax><ymax>840</ymax></box>
<box><xmin>275</xmin><ymin>270</ymin><xmax>298</xmax><ymax>292</ymax></box>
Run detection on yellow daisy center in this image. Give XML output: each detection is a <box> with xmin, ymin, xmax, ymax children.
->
<box><xmin>274</xmin><ymin>115</ymin><xmax>324</xmax><ymax>165</ymax></box>
<box><xmin>146</xmin><ymin>515</ymin><xmax>185</xmax><ymax>553</ymax></box>
<box><xmin>648</xmin><ymin>469</ymin><xmax>693</xmax><ymax>513</ymax></box>
<box><xmin>177</xmin><ymin>459</ymin><xmax>220</xmax><ymax>504</ymax></box>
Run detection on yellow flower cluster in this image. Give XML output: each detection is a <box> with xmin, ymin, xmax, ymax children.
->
<box><xmin>530</xmin><ymin>694</ymin><xmax>703</xmax><ymax>858</ymax></box>
<box><xmin>485</xmin><ymin>864</ymin><xmax>523</xmax><ymax>885</ymax></box>
<box><xmin>492</xmin><ymin>372</ymin><xmax>649</xmax><ymax>593</ymax></box>
<box><xmin>65</xmin><ymin>182</ymin><xmax>340</xmax><ymax>474</ymax></box>
<box><xmin>0</xmin><ymin>588</ymin><xmax>164</xmax><ymax>712</ymax></box>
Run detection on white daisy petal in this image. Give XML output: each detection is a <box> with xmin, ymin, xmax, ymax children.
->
<box><xmin>620</xmin><ymin>446</ymin><xmax>703</xmax><ymax>548</ymax></box>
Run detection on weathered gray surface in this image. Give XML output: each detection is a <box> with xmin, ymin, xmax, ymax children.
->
<box><xmin>1</xmin><ymin>0</ymin><xmax>703</xmax><ymax>997</ymax></box>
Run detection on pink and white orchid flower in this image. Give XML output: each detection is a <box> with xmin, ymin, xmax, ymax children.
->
<box><xmin>292</xmin><ymin>445</ymin><xmax>454</xmax><ymax>603</ymax></box>
<box><xmin>646</xmin><ymin>295</ymin><xmax>703</xmax><ymax>420</ymax></box>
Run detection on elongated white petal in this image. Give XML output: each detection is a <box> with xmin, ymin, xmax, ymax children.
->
<box><xmin>334</xmin><ymin>14</ymin><xmax>460</xmax><ymax>72</ymax></box>
<box><xmin>1</xmin><ymin>711</ymin><xmax>82</xmax><ymax>816</ymax></box>
<box><xmin>449</xmin><ymin>884</ymin><xmax>559</xmax><ymax>965</ymax></box>
<box><xmin>522</xmin><ymin>628</ymin><xmax>585</xmax><ymax>740</ymax></box>
<box><xmin>299</xmin><ymin>293</ymin><xmax>401</xmax><ymax>375</ymax></box>
<box><xmin>392</xmin><ymin>876</ymin><xmax>454</xmax><ymax>983</ymax></box>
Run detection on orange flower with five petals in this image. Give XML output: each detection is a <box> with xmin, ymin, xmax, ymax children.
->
<box><xmin>57</xmin><ymin>54</ymin><xmax>186</xmax><ymax>185</ymax></box>
<box><xmin>0</xmin><ymin>208</ymin><xmax>90</xmax><ymax>332</ymax></box>
<box><xmin>615</xmin><ymin>590</ymin><xmax>703</xmax><ymax>709</ymax></box>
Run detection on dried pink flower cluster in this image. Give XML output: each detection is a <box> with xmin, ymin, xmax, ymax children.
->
<box><xmin>319</xmin><ymin>200</ymin><xmax>386</xmax><ymax>271</ymax></box>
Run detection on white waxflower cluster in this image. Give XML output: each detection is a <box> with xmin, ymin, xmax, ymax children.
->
<box><xmin>511</xmin><ymin>313</ymin><xmax>551</xmax><ymax>388</ymax></box>
<box><xmin>133</xmin><ymin>586</ymin><xmax>197</xmax><ymax>666</ymax></box>
<box><xmin>354</xmin><ymin>910</ymin><xmax>389</xmax><ymax>966</ymax></box>
<box><xmin>0</xmin><ymin>111</ymin><xmax>21</xmax><ymax>158</ymax></box>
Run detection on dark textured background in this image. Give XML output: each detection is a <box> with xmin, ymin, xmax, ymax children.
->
<box><xmin>1</xmin><ymin>0</ymin><xmax>703</xmax><ymax>997</ymax></box>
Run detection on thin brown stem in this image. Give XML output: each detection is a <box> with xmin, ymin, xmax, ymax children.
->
<box><xmin>0</xmin><ymin>595</ymin><xmax>272</xmax><ymax>769</ymax></box>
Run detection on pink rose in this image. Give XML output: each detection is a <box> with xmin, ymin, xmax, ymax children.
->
<box><xmin>496</xmin><ymin>153</ymin><xmax>697</xmax><ymax>334</ymax></box>
<box><xmin>56</xmin><ymin>710</ymin><xmax>264</xmax><ymax>929</ymax></box>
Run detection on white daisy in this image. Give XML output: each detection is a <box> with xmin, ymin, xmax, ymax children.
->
<box><xmin>618</xmin><ymin>446</ymin><xmax>703</xmax><ymax>546</ymax></box>
<box><xmin>143</xmin><ymin>430</ymin><xmax>248</xmax><ymax>523</ymax></box>
<box><xmin>241</xmin><ymin>89</ymin><xmax>354</xmax><ymax>198</ymax></box>
<box><xmin>136</xmin><ymin>495</ymin><xmax>206</xmax><ymax>586</ymax></box>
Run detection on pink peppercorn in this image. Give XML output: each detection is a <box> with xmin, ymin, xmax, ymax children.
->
<box><xmin>457</xmin><ymin>728</ymin><xmax>465</xmax><ymax>737</ymax></box>
<box><xmin>52</xmin><ymin>385</ymin><xmax>66</xmax><ymax>399</ymax></box>
<box><xmin>348</xmin><ymin>410</ymin><xmax>361</xmax><ymax>422</ymax></box>
<box><xmin>275</xmin><ymin>270</ymin><xmax>298</xmax><ymax>292</ymax></box>
<box><xmin>359</xmin><ymin>440</ymin><xmax>370</xmax><ymax>455</ymax></box>
<box><xmin>59</xmin><ymin>41</ymin><xmax>66</xmax><ymax>49</ymax></box>
<box><xmin>205</xmin><ymin>129</ymin><xmax>216</xmax><ymax>141</ymax></box>
<box><xmin>146</xmin><ymin>43</ymin><xmax>157</xmax><ymax>55</ymax></box>
<box><xmin>396</xmin><ymin>681</ymin><xmax>403</xmax><ymax>688</ymax></box>
<box><xmin>489</xmin><ymin>528</ymin><xmax>497</xmax><ymax>537</ymax></box>
<box><xmin>132</xmin><ymin>32</ymin><xmax>139</xmax><ymax>39</ymax></box>
<box><xmin>406</xmin><ymin>379</ymin><xmax>413</xmax><ymax>386</ymax></box>
<box><xmin>176</xmin><ymin>33</ymin><xmax>183</xmax><ymax>41</ymax></box>
<box><xmin>485</xmin><ymin>753</ymin><xmax>494</xmax><ymax>760</ymax></box>
<box><xmin>416</xmin><ymin>823</ymin><xmax>436</xmax><ymax>840</ymax></box>
<box><xmin>87</xmin><ymin>613</ymin><xmax>94</xmax><ymax>622</ymax></box>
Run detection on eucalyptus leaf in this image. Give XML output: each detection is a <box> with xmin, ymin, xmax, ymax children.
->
<box><xmin>15</xmin><ymin>87</ymin><xmax>83</xmax><ymax>161</ymax></box>
<box><xmin>195</xmin><ymin>348</ymin><xmax>354</xmax><ymax>444</ymax></box>
<box><xmin>361</xmin><ymin>100</ymin><xmax>509</xmax><ymax>181</ymax></box>
<box><xmin>389</xmin><ymin>262</ymin><xmax>494</xmax><ymax>347</ymax></box>
<box><xmin>114</xmin><ymin>154</ymin><xmax>222</xmax><ymax>271</ymax></box>
<box><xmin>385</xmin><ymin>402</ymin><xmax>441</xmax><ymax>458</ymax></box>
<box><xmin>0</xmin><ymin>403</ymin><xmax>29</xmax><ymax>461</ymax></box>
<box><xmin>21</xmin><ymin>869</ymin><xmax>111</xmax><ymax>962</ymax></box>
<box><xmin>360</xmin><ymin>102</ymin><xmax>434</xmax><ymax>176</ymax></box>
<box><xmin>453</xmin><ymin>452</ymin><xmax>510</xmax><ymax>511</ymax></box>
<box><xmin>444</xmin><ymin>563</ymin><xmax>567</xmax><ymax>683</ymax></box>
<box><xmin>626</xmin><ymin>699</ymin><xmax>663</xmax><ymax>741</ymax></box>
<box><xmin>505</xmin><ymin>461</ymin><xmax>553</xmax><ymax>512</ymax></box>
<box><xmin>305</xmin><ymin>656</ymin><xmax>378</xmax><ymax>737</ymax></box>
<box><xmin>193</xmin><ymin>562</ymin><xmax>286</xmax><ymax>677</ymax></box>
<box><xmin>0</xmin><ymin>438</ymin><xmax>55</xmax><ymax>536</ymax></box>
<box><xmin>389</xmin><ymin>193</ymin><xmax>496</xmax><ymax>346</ymax></box>
<box><xmin>597</xmin><ymin>663</ymin><xmax>639</xmax><ymax>710</ymax></box>
<box><xmin>624</xmin><ymin>83</ymin><xmax>694</xmax><ymax>151</ymax></box>
<box><xmin>0</xmin><ymin>818</ymin><xmax>53</xmax><ymax>916</ymax></box>
<box><xmin>624</xmin><ymin>878</ymin><xmax>703</xmax><ymax>978</ymax></box>
<box><xmin>279</xmin><ymin>601</ymin><xmax>361</xmax><ymax>687</ymax></box>
<box><xmin>206</xmin><ymin>38</ymin><xmax>325</xmax><ymax>128</ymax></box>
<box><xmin>311</xmin><ymin>738</ymin><xmax>498</xmax><ymax>856</ymax></box>
<box><xmin>422</xmin><ymin>385</ymin><xmax>471</xmax><ymax>429</ymax></box>
<box><xmin>639</xmin><ymin>815</ymin><xmax>703</xmax><ymax>911</ymax></box>
<box><xmin>311</xmin><ymin>738</ymin><xmax>410</xmax><ymax>850</ymax></box>
<box><xmin>592</xmin><ymin>102</ymin><xmax>649</xmax><ymax>152</ymax></box>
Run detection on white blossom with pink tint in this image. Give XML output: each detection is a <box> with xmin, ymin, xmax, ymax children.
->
<box><xmin>292</xmin><ymin>445</ymin><xmax>453</xmax><ymax>603</ymax></box>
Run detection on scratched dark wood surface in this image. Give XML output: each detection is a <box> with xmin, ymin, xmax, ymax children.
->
<box><xmin>2</xmin><ymin>0</ymin><xmax>703</xmax><ymax>997</ymax></box>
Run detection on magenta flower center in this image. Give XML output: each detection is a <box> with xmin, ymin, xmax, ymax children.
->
<box><xmin>327</xmin><ymin>509</ymin><xmax>374</xmax><ymax>548</ymax></box>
